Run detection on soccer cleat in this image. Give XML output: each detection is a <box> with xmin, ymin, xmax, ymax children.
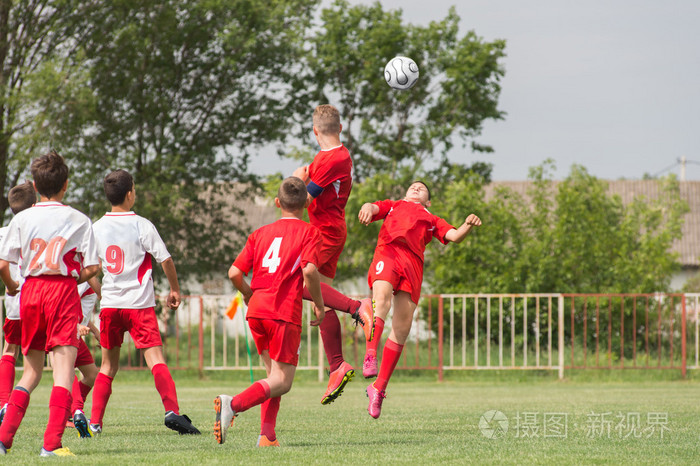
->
<box><xmin>352</xmin><ymin>298</ymin><xmax>375</xmax><ymax>342</ymax></box>
<box><xmin>213</xmin><ymin>395</ymin><xmax>236</xmax><ymax>445</ymax></box>
<box><xmin>73</xmin><ymin>409</ymin><xmax>91</xmax><ymax>438</ymax></box>
<box><xmin>0</xmin><ymin>403</ymin><xmax>6</xmax><ymax>426</ymax></box>
<box><xmin>366</xmin><ymin>382</ymin><xmax>386</xmax><ymax>419</ymax></box>
<box><xmin>88</xmin><ymin>423</ymin><xmax>102</xmax><ymax>436</ymax></box>
<box><xmin>39</xmin><ymin>446</ymin><xmax>75</xmax><ymax>457</ymax></box>
<box><xmin>65</xmin><ymin>419</ymin><xmax>75</xmax><ymax>429</ymax></box>
<box><xmin>321</xmin><ymin>361</ymin><xmax>354</xmax><ymax>405</ymax></box>
<box><xmin>256</xmin><ymin>434</ymin><xmax>280</xmax><ymax>447</ymax></box>
<box><xmin>165</xmin><ymin>411</ymin><xmax>201</xmax><ymax>435</ymax></box>
<box><xmin>362</xmin><ymin>353</ymin><xmax>378</xmax><ymax>379</ymax></box>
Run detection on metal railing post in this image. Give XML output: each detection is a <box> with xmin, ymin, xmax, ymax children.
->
<box><xmin>438</xmin><ymin>296</ymin><xmax>444</xmax><ymax>382</ymax></box>
<box><xmin>558</xmin><ymin>295</ymin><xmax>564</xmax><ymax>380</ymax></box>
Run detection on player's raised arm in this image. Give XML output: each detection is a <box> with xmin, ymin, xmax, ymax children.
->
<box><xmin>358</xmin><ymin>202</ymin><xmax>380</xmax><ymax>225</ymax></box>
<box><xmin>302</xmin><ymin>262</ymin><xmax>325</xmax><ymax>326</ymax></box>
<box><xmin>444</xmin><ymin>214</ymin><xmax>482</xmax><ymax>244</ymax></box>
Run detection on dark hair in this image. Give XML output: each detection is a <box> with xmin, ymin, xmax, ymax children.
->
<box><xmin>31</xmin><ymin>150</ymin><xmax>68</xmax><ymax>198</ymax></box>
<box><xmin>412</xmin><ymin>180</ymin><xmax>431</xmax><ymax>200</ymax></box>
<box><xmin>8</xmin><ymin>181</ymin><xmax>36</xmax><ymax>214</ymax></box>
<box><xmin>103</xmin><ymin>170</ymin><xmax>134</xmax><ymax>206</ymax></box>
<box><xmin>278</xmin><ymin>177</ymin><xmax>308</xmax><ymax>211</ymax></box>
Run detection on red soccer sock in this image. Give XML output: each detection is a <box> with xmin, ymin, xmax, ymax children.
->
<box><xmin>71</xmin><ymin>376</ymin><xmax>93</xmax><ymax>413</ymax></box>
<box><xmin>0</xmin><ymin>355</ymin><xmax>16</xmax><ymax>406</ymax></box>
<box><xmin>303</xmin><ymin>284</ymin><xmax>359</xmax><ymax>315</ymax></box>
<box><xmin>260</xmin><ymin>396</ymin><xmax>281</xmax><ymax>441</ymax></box>
<box><xmin>366</xmin><ymin>317</ymin><xmax>385</xmax><ymax>357</ymax></box>
<box><xmin>43</xmin><ymin>386</ymin><xmax>72</xmax><ymax>452</ymax></box>
<box><xmin>151</xmin><ymin>363</ymin><xmax>180</xmax><ymax>414</ymax></box>
<box><xmin>231</xmin><ymin>380</ymin><xmax>270</xmax><ymax>414</ymax></box>
<box><xmin>90</xmin><ymin>373</ymin><xmax>113</xmax><ymax>427</ymax></box>
<box><xmin>375</xmin><ymin>339</ymin><xmax>404</xmax><ymax>392</ymax></box>
<box><xmin>319</xmin><ymin>310</ymin><xmax>344</xmax><ymax>372</ymax></box>
<box><xmin>0</xmin><ymin>387</ymin><xmax>30</xmax><ymax>448</ymax></box>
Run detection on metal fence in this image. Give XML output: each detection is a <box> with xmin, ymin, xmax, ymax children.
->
<box><xmin>0</xmin><ymin>293</ymin><xmax>694</xmax><ymax>379</ymax></box>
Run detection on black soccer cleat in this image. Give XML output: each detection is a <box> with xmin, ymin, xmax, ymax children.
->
<box><xmin>165</xmin><ymin>411</ymin><xmax>201</xmax><ymax>435</ymax></box>
<box><xmin>73</xmin><ymin>410</ymin><xmax>92</xmax><ymax>438</ymax></box>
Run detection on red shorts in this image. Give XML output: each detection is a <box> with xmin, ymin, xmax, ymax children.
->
<box><xmin>317</xmin><ymin>235</ymin><xmax>346</xmax><ymax>279</ymax></box>
<box><xmin>367</xmin><ymin>243</ymin><xmax>424</xmax><ymax>304</ymax></box>
<box><xmin>248</xmin><ymin>317</ymin><xmax>301</xmax><ymax>366</ymax></box>
<box><xmin>74</xmin><ymin>338</ymin><xmax>94</xmax><ymax>367</ymax></box>
<box><xmin>3</xmin><ymin>318</ymin><xmax>21</xmax><ymax>346</ymax></box>
<box><xmin>20</xmin><ymin>276</ymin><xmax>81</xmax><ymax>354</ymax></box>
<box><xmin>99</xmin><ymin>307</ymin><xmax>163</xmax><ymax>350</ymax></box>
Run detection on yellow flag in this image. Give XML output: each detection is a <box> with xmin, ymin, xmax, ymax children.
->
<box><xmin>226</xmin><ymin>292</ymin><xmax>243</xmax><ymax>320</ymax></box>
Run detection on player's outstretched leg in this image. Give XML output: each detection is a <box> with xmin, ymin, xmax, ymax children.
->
<box><xmin>213</xmin><ymin>395</ymin><xmax>236</xmax><ymax>445</ymax></box>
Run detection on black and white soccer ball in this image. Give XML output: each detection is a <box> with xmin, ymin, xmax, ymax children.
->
<box><xmin>384</xmin><ymin>56</ymin><xmax>419</xmax><ymax>90</ymax></box>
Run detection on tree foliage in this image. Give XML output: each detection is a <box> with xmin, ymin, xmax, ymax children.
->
<box><xmin>431</xmin><ymin>161</ymin><xmax>688</xmax><ymax>294</ymax></box>
<box><xmin>296</xmin><ymin>0</ymin><xmax>506</xmax><ymax>180</ymax></box>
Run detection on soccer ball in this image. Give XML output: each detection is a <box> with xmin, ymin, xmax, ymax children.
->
<box><xmin>384</xmin><ymin>56</ymin><xmax>419</xmax><ymax>90</ymax></box>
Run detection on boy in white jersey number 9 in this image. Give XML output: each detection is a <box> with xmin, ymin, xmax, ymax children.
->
<box><xmin>89</xmin><ymin>170</ymin><xmax>200</xmax><ymax>436</ymax></box>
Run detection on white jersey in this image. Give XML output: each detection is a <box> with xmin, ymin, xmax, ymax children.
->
<box><xmin>77</xmin><ymin>281</ymin><xmax>97</xmax><ymax>326</ymax></box>
<box><xmin>0</xmin><ymin>201</ymin><xmax>99</xmax><ymax>281</ymax></box>
<box><xmin>93</xmin><ymin>212</ymin><xmax>171</xmax><ymax>309</ymax></box>
<box><xmin>0</xmin><ymin>226</ymin><xmax>20</xmax><ymax>320</ymax></box>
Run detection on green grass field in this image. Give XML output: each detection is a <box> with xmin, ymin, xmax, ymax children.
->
<box><xmin>4</xmin><ymin>370</ymin><xmax>700</xmax><ymax>464</ymax></box>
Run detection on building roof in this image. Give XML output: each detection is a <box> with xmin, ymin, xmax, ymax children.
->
<box><xmin>483</xmin><ymin>180</ymin><xmax>700</xmax><ymax>268</ymax></box>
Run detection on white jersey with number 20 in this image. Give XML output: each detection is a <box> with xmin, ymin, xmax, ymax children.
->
<box><xmin>0</xmin><ymin>201</ymin><xmax>99</xmax><ymax>281</ymax></box>
<box><xmin>93</xmin><ymin>212</ymin><xmax>171</xmax><ymax>309</ymax></box>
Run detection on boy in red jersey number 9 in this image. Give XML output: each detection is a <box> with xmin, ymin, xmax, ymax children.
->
<box><xmin>358</xmin><ymin>181</ymin><xmax>481</xmax><ymax>419</ymax></box>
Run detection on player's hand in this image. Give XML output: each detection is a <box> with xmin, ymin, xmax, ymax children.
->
<box><xmin>292</xmin><ymin>165</ymin><xmax>309</xmax><ymax>182</ymax></box>
<box><xmin>78</xmin><ymin>324</ymin><xmax>90</xmax><ymax>336</ymax></box>
<box><xmin>90</xmin><ymin>327</ymin><xmax>100</xmax><ymax>341</ymax></box>
<box><xmin>465</xmin><ymin>214</ymin><xmax>482</xmax><ymax>227</ymax></box>
<box><xmin>358</xmin><ymin>203</ymin><xmax>375</xmax><ymax>225</ymax></box>
<box><xmin>5</xmin><ymin>280</ymin><xmax>19</xmax><ymax>296</ymax></box>
<box><xmin>167</xmin><ymin>290</ymin><xmax>181</xmax><ymax>310</ymax></box>
<box><xmin>310</xmin><ymin>305</ymin><xmax>325</xmax><ymax>327</ymax></box>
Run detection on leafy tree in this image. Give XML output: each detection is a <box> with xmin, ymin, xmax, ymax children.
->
<box><xmin>295</xmin><ymin>0</ymin><xmax>506</xmax><ymax>180</ymax></box>
<box><xmin>0</xmin><ymin>0</ymin><xmax>91</xmax><ymax>222</ymax></box>
<box><xmin>67</xmin><ymin>0</ymin><xmax>318</xmax><ymax>282</ymax></box>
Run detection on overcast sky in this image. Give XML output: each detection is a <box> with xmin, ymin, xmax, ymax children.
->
<box><xmin>250</xmin><ymin>0</ymin><xmax>700</xmax><ymax>181</ymax></box>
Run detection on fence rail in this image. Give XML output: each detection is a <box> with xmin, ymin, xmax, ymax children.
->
<box><xmin>0</xmin><ymin>293</ymin><xmax>695</xmax><ymax>379</ymax></box>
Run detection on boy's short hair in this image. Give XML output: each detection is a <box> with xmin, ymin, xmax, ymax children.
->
<box><xmin>412</xmin><ymin>180</ymin><xmax>431</xmax><ymax>200</ymax></box>
<box><xmin>31</xmin><ymin>150</ymin><xmax>68</xmax><ymax>198</ymax></box>
<box><xmin>278</xmin><ymin>177</ymin><xmax>308</xmax><ymax>211</ymax></box>
<box><xmin>8</xmin><ymin>181</ymin><xmax>36</xmax><ymax>214</ymax></box>
<box><xmin>313</xmin><ymin>104</ymin><xmax>341</xmax><ymax>135</ymax></box>
<box><xmin>104</xmin><ymin>169</ymin><xmax>134</xmax><ymax>206</ymax></box>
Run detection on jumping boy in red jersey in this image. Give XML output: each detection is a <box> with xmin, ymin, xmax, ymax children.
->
<box><xmin>89</xmin><ymin>169</ymin><xmax>200</xmax><ymax>436</ymax></box>
<box><xmin>293</xmin><ymin>104</ymin><xmax>372</xmax><ymax>405</ymax></box>
<box><xmin>214</xmin><ymin>176</ymin><xmax>325</xmax><ymax>447</ymax></box>
<box><xmin>0</xmin><ymin>151</ymin><xmax>100</xmax><ymax>457</ymax></box>
<box><xmin>358</xmin><ymin>181</ymin><xmax>481</xmax><ymax>419</ymax></box>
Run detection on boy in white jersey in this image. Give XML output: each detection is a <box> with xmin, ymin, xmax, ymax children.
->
<box><xmin>0</xmin><ymin>182</ymin><xmax>36</xmax><ymax>421</ymax></box>
<box><xmin>0</xmin><ymin>151</ymin><xmax>100</xmax><ymax>457</ymax></box>
<box><xmin>89</xmin><ymin>169</ymin><xmax>200</xmax><ymax>435</ymax></box>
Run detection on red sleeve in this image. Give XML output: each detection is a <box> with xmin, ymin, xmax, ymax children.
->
<box><xmin>300</xmin><ymin>226</ymin><xmax>322</xmax><ymax>269</ymax></box>
<box><xmin>433</xmin><ymin>215</ymin><xmax>455</xmax><ymax>245</ymax></box>
<box><xmin>308</xmin><ymin>155</ymin><xmax>346</xmax><ymax>189</ymax></box>
<box><xmin>232</xmin><ymin>232</ymin><xmax>255</xmax><ymax>275</ymax></box>
<box><xmin>371</xmin><ymin>199</ymin><xmax>396</xmax><ymax>222</ymax></box>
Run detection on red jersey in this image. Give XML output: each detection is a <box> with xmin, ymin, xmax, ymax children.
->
<box><xmin>371</xmin><ymin>199</ymin><xmax>454</xmax><ymax>263</ymax></box>
<box><xmin>233</xmin><ymin>218</ymin><xmax>321</xmax><ymax>326</ymax></box>
<box><xmin>307</xmin><ymin>145</ymin><xmax>352</xmax><ymax>239</ymax></box>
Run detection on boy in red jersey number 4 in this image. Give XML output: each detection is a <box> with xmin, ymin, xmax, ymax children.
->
<box><xmin>358</xmin><ymin>181</ymin><xmax>481</xmax><ymax>419</ymax></box>
<box><xmin>89</xmin><ymin>170</ymin><xmax>200</xmax><ymax>436</ymax></box>
<box><xmin>293</xmin><ymin>104</ymin><xmax>372</xmax><ymax>405</ymax></box>
<box><xmin>0</xmin><ymin>152</ymin><xmax>100</xmax><ymax>457</ymax></box>
<box><xmin>214</xmin><ymin>177</ymin><xmax>325</xmax><ymax>447</ymax></box>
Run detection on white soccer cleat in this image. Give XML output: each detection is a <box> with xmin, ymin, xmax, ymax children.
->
<box><xmin>213</xmin><ymin>395</ymin><xmax>236</xmax><ymax>445</ymax></box>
